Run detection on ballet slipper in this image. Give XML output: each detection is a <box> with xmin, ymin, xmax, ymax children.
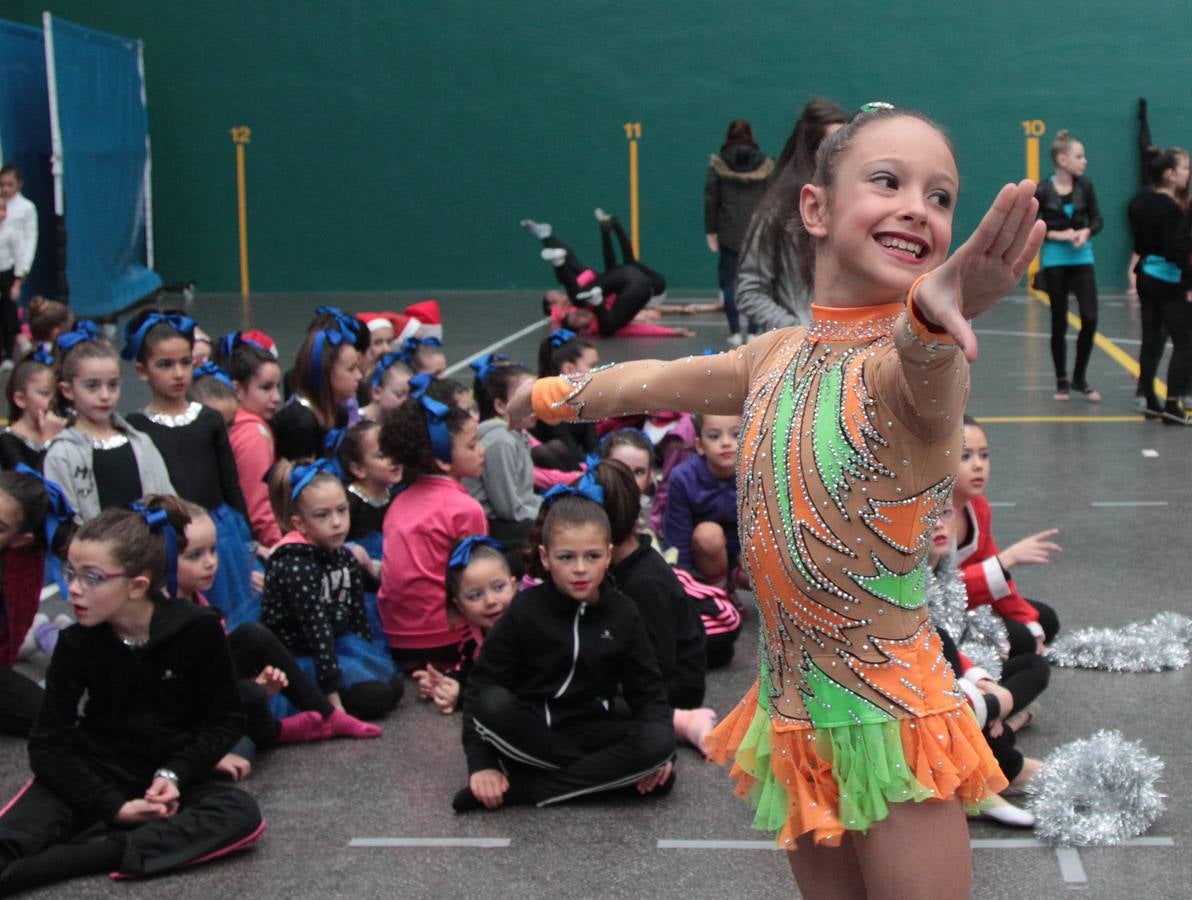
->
<box><xmin>274</xmin><ymin>710</ymin><xmax>325</xmax><ymax>745</ymax></box>
<box><xmin>320</xmin><ymin>708</ymin><xmax>382</xmax><ymax>740</ymax></box>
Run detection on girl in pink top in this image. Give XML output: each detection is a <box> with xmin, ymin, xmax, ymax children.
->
<box><xmin>378</xmin><ymin>374</ymin><xmax>488</xmax><ymax>675</ymax></box>
<box><xmin>221</xmin><ymin>334</ymin><xmax>284</xmax><ymax>550</ymax></box>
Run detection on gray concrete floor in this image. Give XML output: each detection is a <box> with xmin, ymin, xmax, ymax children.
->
<box><xmin>2</xmin><ymin>288</ymin><xmax>1189</xmax><ymax>898</ymax></box>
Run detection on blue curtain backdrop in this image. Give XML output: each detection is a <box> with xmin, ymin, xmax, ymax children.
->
<box><xmin>0</xmin><ymin>20</ymin><xmax>57</xmax><ymax>299</ymax></box>
<box><xmin>49</xmin><ymin>16</ymin><xmax>159</xmax><ymax>316</ymax></box>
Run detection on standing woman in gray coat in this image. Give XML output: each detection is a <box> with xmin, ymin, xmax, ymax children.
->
<box><xmin>734</xmin><ymin>99</ymin><xmax>848</xmax><ymax>332</ymax></box>
<box><xmin>704</xmin><ymin>120</ymin><xmax>773</xmax><ymax>347</ymax></box>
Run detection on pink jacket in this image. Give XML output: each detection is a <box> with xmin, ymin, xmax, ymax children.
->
<box><xmin>377</xmin><ymin>476</ymin><xmax>488</xmax><ymax>649</ymax></box>
<box><xmin>229</xmin><ymin>408</ymin><xmax>282</xmax><ymax>548</ymax></box>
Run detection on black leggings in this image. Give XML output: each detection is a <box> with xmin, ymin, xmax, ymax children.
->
<box><xmin>543</xmin><ymin>235</ymin><xmax>656</xmax><ymax>337</ymax></box>
<box><xmin>470</xmin><ymin>685</ymin><xmax>674</xmax><ymax>806</ymax></box>
<box><xmin>601</xmin><ymin>220</ymin><xmax>666</xmax><ymax>296</ymax></box>
<box><xmin>0</xmin><ymin>668</ymin><xmax>43</xmax><ymax>738</ymax></box>
<box><xmin>1003</xmin><ymin>600</ymin><xmax>1060</xmax><ymax>658</ymax></box>
<box><xmin>0</xmin><ymin>779</ymin><xmax>261</xmax><ymax>891</ymax></box>
<box><xmin>1043</xmin><ymin>264</ymin><xmax>1098</xmax><ymax>387</ymax></box>
<box><xmin>0</xmin><ymin>269</ymin><xmax>18</xmax><ymax>363</ymax></box>
<box><xmin>228</xmin><ymin>622</ymin><xmax>333</xmax><ymax>746</ymax></box>
<box><xmin>1137</xmin><ymin>273</ymin><xmax>1192</xmax><ymax>408</ymax></box>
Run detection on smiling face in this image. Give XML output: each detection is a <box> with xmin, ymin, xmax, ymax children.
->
<box><xmin>695</xmin><ymin>415</ymin><xmax>742</xmax><ymax>479</ymax></box>
<box><xmin>802</xmin><ymin>115</ymin><xmax>958</xmax><ymax>306</ymax></box>
<box><xmin>177</xmin><ymin>514</ymin><xmax>219</xmax><ymax>597</ymax></box>
<box><xmin>955</xmin><ymin>424</ymin><xmax>990</xmax><ymax>502</ymax></box>
<box><xmin>137</xmin><ymin>335</ymin><xmax>194</xmax><ymax>403</ymax></box>
<box><xmin>292</xmin><ymin>478</ymin><xmax>350</xmax><ymax>550</ymax></box>
<box><xmin>453</xmin><ymin>555</ymin><xmax>516</xmax><ymax>630</ymax></box>
<box><xmin>538</xmin><ymin>521</ymin><xmax>612</xmax><ymax>604</ymax></box>
<box><xmin>61</xmin><ymin>356</ymin><xmax>122</xmax><ymax>428</ymax></box>
<box><xmin>235</xmin><ymin>361</ymin><xmax>282</xmax><ymax>419</ymax></box>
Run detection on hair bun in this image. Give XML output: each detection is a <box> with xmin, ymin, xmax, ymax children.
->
<box><xmin>1055</xmin><ymin>129</ymin><xmax>1070</xmax><ymax>141</ymax></box>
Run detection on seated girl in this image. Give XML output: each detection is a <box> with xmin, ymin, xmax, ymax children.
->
<box><xmin>0</xmin><ymin>350</ymin><xmax>64</xmax><ymax>470</ymax></box>
<box><xmin>661</xmin><ymin>414</ymin><xmax>743</xmax><ymax>587</ymax></box>
<box><xmin>0</xmin><ymin>507</ymin><xmax>262</xmax><ymax>892</ymax></box>
<box><xmin>377</xmin><ymin>375</ymin><xmax>487</xmax><ymax>675</ymax></box>
<box><xmin>261</xmin><ymin>459</ymin><xmax>402</xmax><ymax>721</ymax></box>
<box><xmin>412</xmin><ymin>535</ymin><xmax>515</xmax><ymax>715</ymax></box>
<box><xmin>455</xmin><ymin>480</ymin><xmax>675</xmax><ymax>812</ymax></box>
<box><xmin>531</xmin><ymin>331</ymin><xmax>600</xmax><ymax>471</ymax></box>
<box><xmin>358</xmin><ymin>352</ymin><xmax>412</xmax><ymax>423</ymax></box>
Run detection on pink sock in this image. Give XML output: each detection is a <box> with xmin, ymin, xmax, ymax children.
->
<box><xmin>275</xmin><ymin>710</ymin><xmax>325</xmax><ymax>745</ymax></box>
<box><xmin>320</xmin><ymin>708</ymin><xmax>382</xmax><ymax>740</ymax></box>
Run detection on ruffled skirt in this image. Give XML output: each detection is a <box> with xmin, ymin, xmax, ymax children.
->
<box><xmin>705</xmin><ymin>681</ymin><xmax>1007</xmax><ymax>849</ymax></box>
<box><xmin>205</xmin><ymin>504</ymin><xmax>260</xmax><ymax>631</ymax></box>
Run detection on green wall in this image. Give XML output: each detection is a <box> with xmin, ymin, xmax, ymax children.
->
<box><xmin>10</xmin><ymin>1</ymin><xmax>1192</xmax><ymax>293</ymax></box>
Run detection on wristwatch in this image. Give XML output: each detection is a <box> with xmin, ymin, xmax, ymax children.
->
<box><xmin>153</xmin><ymin>768</ymin><xmax>179</xmax><ymax>785</ymax></box>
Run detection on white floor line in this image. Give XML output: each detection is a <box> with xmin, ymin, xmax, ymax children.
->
<box><xmin>349</xmin><ymin>837</ymin><xmax>511</xmax><ymax>848</ymax></box>
<box><xmin>1089</xmin><ymin>501</ymin><xmax>1168</xmax><ymax>507</ymax></box>
<box><xmin>443</xmin><ymin>320</ymin><xmax>548</xmax><ymax>377</ymax></box>
<box><xmin>974</xmin><ymin>328</ymin><xmax>1142</xmax><ymax>346</ymax></box>
<box><xmin>1142</xmin><ymin>449</ymin><xmax>1159</xmax><ymax>458</ymax></box>
<box><xmin>987</xmin><ymin>502</ymin><xmax>1017</xmax><ymax>508</ymax></box>
<box><xmin>1055</xmin><ymin>846</ymin><xmax>1088</xmax><ymax>885</ymax></box>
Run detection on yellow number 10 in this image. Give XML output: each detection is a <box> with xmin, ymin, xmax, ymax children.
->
<box><xmin>1021</xmin><ymin>120</ymin><xmax>1045</xmax><ymax>138</ymax></box>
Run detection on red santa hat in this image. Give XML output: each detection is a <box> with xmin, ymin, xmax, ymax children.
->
<box><xmin>241</xmin><ymin>329</ymin><xmax>278</xmax><ymax>358</ymax></box>
<box><xmin>358</xmin><ymin>311</ymin><xmax>419</xmax><ymax>343</ymax></box>
<box><xmin>404</xmin><ymin>299</ymin><xmax>443</xmax><ymax>340</ymax></box>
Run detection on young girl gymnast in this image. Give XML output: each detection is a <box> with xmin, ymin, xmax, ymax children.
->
<box><xmin>399</xmin><ymin>337</ymin><xmax>448</xmax><ymax>378</ymax></box>
<box><xmin>411</xmin><ymin>535</ymin><xmax>515</xmax><ymax>715</ymax></box>
<box><xmin>953</xmin><ymin>416</ymin><xmax>1061</xmax><ymax>655</ymax></box>
<box><xmin>339</xmin><ymin>420</ymin><xmax>401</xmax><ymax>562</ymax></box>
<box><xmin>43</xmin><ymin>322</ymin><xmax>174</xmax><ymax>519</ymax></box>
<box><xmin>1035</xmin><ymin>129</ymin><xmax>1103</xmax><ymax>402</ymax></box>
<box><xmin>261</xmin><ymin>459</ymin><xmax>402</xmax><ymax>721</ymax></box>
<box><xmin>123</xmin><ymin>310</ymin><xmax>257</xmax><ymax>630</ymax></box>
<box><xmin>271</xmin><ymin>316</ymin><xmax>362</xmax><ymax>460</ymax></box>
<box><xmin>455</xmin><ymin>483</ymin><xmax>675</xmax><ymax>812</ymax></box>
<box><xmin>532</xmin><ymin>330</ymin><xmax>599</xmax><ymax>471</ymax></box>
<box><xmin>509</xmin><ymin>105</ymin><xmax>1045</xmax><ymax>897</ymax></box>
<box><xmin>0</xmin><ymin>468</ymin><xmax>73</xmax><ymax>736</ymax></box>
<box><xmin>377</xmin><ymin>374</ymin><xmax>487</xmax><ymax>674</ymax></box>
<box><xmin>222</xmin><ymin>332</ymin><xmax>284</xmax><ymax>549</ymax></box>
<box><xmin>150</xmin><ymin>493</ymin><xmax>382</xmax><ymax>753</ymax></box>
<box><xmin>0</xmin><ymin>350</ymin><xmax>63</xmax><ymax>470</ymax></box>
<box><xmin>0</xmin><ymin>507</ymin><xmax>263</xmax><ymax>892</ymax></box>
<box><xmin>593</xmin><ymin>459</ymin><xmax>718</xmax><ymax>755</ymax></box>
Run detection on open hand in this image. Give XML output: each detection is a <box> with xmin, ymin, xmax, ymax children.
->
<box><xmin>916</xmin><ymin>180</ymin><xmax>1046</xmax><ymax>362</ymax></box>
<box><xmin>114</xmin><ymin>799</ymin><xmax>171</xmax><ymax>825</ymax></box>
<box><xmin>411</xmin><ymin>664</ymin><xmax>445</xmax><ymax>701</ymax></box>
<box><xmin>254</xmin><ymin>665</ymin><xmax>288</xmax><ymax>697</ymax></box>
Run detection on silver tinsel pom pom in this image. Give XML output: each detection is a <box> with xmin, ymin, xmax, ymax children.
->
<box><xmin>1046</xmin><ymin>613</ymin><xmax>1192</xmax><ymax>672</ymax></box>
<box><xmin>926</xmin><ymin>554</ymin><xmax>1009</xmax><ymax>679</ymax></box>
<box><xmin>1028</xmin><ymin>730</ymin><xmax>1165</xmax><ymax>846</ymax></box>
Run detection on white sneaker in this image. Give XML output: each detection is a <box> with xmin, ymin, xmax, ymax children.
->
<box><xmin>979</xmin><ymin>796</ymin><xmax>1036</xmax><ymax>828</ymax></box>
<box><xmin>577</xmin><ymin>287</ymin><xmax>604</xmax><ymax>307</ymax></box>
<box><xmin>521</xmin><ymin>219</ymin><xmax>552</xmax><ymax>240</ymax></box>
<box><xmin>725</xmin><ymin>333</ymin><xmax>745</xmax><ymax>348</ymax></box>
<box><xmin>540</xmin><ymin>248</ymin><xmax>567</xmax><ymax>267</ymax></box>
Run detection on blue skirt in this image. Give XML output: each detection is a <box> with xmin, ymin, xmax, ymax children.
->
<box><xmin>269</xmin><ymin>632</ymin><xmax>396</xmax><ymax>719</ymax></box>
<box><xmin>349</xmin><ymin>532</ymin><xmax>389</xmax><ymax>654</ymax></box>
<box><xmin>205</xmin><ymin>505</ymin><xmax>260</xmax><ymax>631</ymax></box>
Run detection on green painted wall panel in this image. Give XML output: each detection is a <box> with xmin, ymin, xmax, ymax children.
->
<box><xmin>10</xmin><ymin>2</ymin><xmax>1192</xmax><ymax>292</ymax></box>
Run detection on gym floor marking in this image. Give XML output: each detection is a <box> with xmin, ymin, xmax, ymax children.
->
<box><xmin>1089</xmin><ymin>501</ymin><xmax>1168</xmax><ymax>508</ymax></box>
<box><xmin>443</xmin><ymin>319</ymin><xmax>548</xmax><ymax>377</ymax></box>
<box><xmin>979</xmin><ymin>416</ymin><xmax>1144</xmax><ymax>423</ymax></box>
<box><xmin>349</xmin><ymin>837</ymin><xmax>511</xmax><ymax>848</ymax></box>
<box><xmin>1142</xmin><ymin>449</ymin><xmax>1159</xmax><ymax>458</ymax></box>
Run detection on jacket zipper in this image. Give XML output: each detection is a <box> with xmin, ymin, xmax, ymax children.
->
<box><xmin>545</xmin><ymin>603</ymin><xmax>586</xmax><ymax>727</ymax></box>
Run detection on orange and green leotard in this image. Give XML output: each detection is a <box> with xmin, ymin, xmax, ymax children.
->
<box><xmin>531</xmin><ymin>286</ymin><xmax>1007</xmax><ymax>848</ymax></box>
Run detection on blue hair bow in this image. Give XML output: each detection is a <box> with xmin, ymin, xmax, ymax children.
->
<box><xmin>30</xmin><ymin>347</ymin><xmax>54</xmax><ymax>367</ymax></box>
<box><xmin>402</xmin><ymin>336</ymin><xmax>443</xmax><ymax>358</ymax></box>
<box><xmin>14</xmin><ymin>464</ymin><xmax>75</xmax><ymax>549</ymax></box>
<box><xmin>56</xmin><ymin>320</ymin><xmax>99</xmax><ymax>355</ymax></box>
<box><xmin>121</xmin><ymin>312</ymin><xmax>197</xmax><ymax>361</ymax></box>
<box><xmin>372</xmin><ymin>350</ymin><xmax>407</xmax><ymax>388</ymax></box>
<box><xmin>309</xmin><ymin>324</ymin><xmax>356</xmax><ymax>389</ymax></box>
<box><xmin>322</xmin><ymin>427</ymin><xmax>348</xmax><ymax>479</ymax></box>
<box><xmin>192</xmin><ymin>360</ymin><xmax>234</xmax><ymax>387</ymax></box>
<box><xmin>409</xmin><ymin>373</ymin><xmax>453</xmax><ymax>462</ymax></box>
<box><xmin>548</xmin><ymin>328</ymin><xmax>576</xmax><ymax>348</ymax></box>
<box><xmin>470</xmin><ymin>353</ymin><xmax>510</xmax><ymax>382</ymax></box>
<box><xmin>289</xmin><ymin>457</ymin><xmax>340</xmax><ymax>500</ymax></box>
<box><xmin>314</xmin><ymin>306</ymin><xmax>364</xmax><ymax>341</ymax></box>
<box><xmin>448</xmin><ymin>535</ymin><xmax>505</xmax><ymax>570</ymax></box>
<box><xmin>542</xmin><ymin>467</ymin><xmax>605</xmax><ymax>507</ymax></box>
<box><xmin>130</xmin><ymin>502</ymin><xmax>179</xmax><ymax>599</ymax></box>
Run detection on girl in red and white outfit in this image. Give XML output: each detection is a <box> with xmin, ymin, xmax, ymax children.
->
<box><xmin>953</xmin><ymin>415</ymin><xmax>1061</xmax><ymax>657</ymax></box>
